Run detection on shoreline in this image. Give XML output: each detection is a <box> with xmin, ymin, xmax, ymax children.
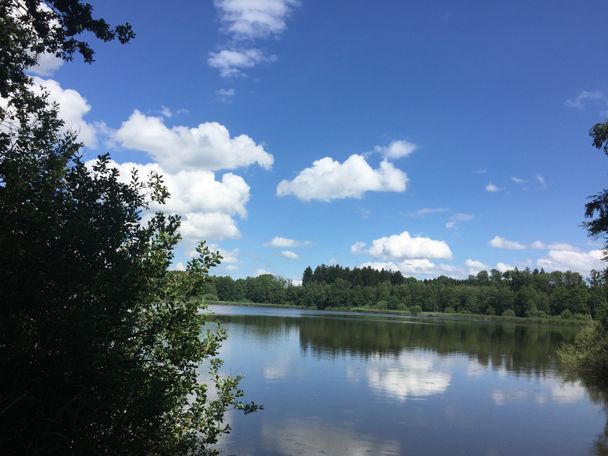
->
<box><xmin>203</xmin><ymin>300</ymin><xmax>590</xmax><ymax>327</ymax></box>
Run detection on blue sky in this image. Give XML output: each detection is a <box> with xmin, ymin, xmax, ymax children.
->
<box><xmin>30</xmin><ymin>0</ymin><xmax>608</xmax><ymax>281</ymax></box>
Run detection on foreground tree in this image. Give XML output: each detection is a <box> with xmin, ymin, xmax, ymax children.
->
<box><xmin>558</xmin><ymin>122</ymin><xmax>608</xmax><ymax>387</ymax></box>
<box><xmin>0</xmin><ymin>2</ymin><xmax>256</xmax><ymax>454</ymax></box>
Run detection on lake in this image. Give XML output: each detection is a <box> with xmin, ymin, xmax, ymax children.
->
<box><xmin>205</xmin><ymin>304</ymin><xmax>607</xmax><ymax>455</ymax></box>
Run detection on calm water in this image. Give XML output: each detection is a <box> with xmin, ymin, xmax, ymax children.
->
<box><xmin>204</xmin><ymin>305</ymin><xmax>608</xmax><ymax>455</ymax></box>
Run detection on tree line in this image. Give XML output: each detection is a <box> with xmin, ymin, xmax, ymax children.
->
<box><xmin>199</xmin><ymin>264</ymin><xmax>607</xmax><ymax>319</ymax></box>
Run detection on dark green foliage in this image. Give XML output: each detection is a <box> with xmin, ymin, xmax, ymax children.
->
<box><xmin>0</xmin><ymin>110</ymin><xmax>257</xmax><ymax>456</ymax></box>
<box><xmin>1</xmin><ymin>2</ymin><xmax>256</xmax><ymax>454</ymax></box>
<box><xmin>206</xmin><ymin>264</ymin><xmax>603</xmax><ymax>319</ymax></box>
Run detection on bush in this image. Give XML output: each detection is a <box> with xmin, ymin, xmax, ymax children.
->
<box><xmin>409</xmin><ymin>305</ymin><xmax>422</xmax><ymax>316</ymax></box>
<box><xmin>502</xmin><ymin>309</ymin><xmax>516</xmax><ymax>317</ymax></box>
<box><xmin>443</xmin><ymin>306</ymin><xmax>455</xmax><ymax>314</ymax></box>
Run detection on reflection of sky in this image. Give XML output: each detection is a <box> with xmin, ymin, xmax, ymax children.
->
<box><xmin>348</xmin><ymin>352</ymin><xmax>451</xmax><ymax>401</ymax></box>
<box><xmin>261</xmin><ymin>419</ymin><xmax>400</xmax><ymax>456</ymax></box>
<box><xmin>210</xmin><ymin>305</ymin><xmax>607</xmax><ymax>456</ymax></box>
<box><xmin>461</xmin><ymin>356</ymin><xmax>589</xmax><ymax>407</ymax></box>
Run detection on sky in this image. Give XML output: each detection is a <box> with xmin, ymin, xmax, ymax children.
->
<box><xmin>28</xmin><ymin>0</ymin><xmax>608</xmax><ymax>282</ymax></box>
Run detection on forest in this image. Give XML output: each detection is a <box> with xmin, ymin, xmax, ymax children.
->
<box><xmin>199</xmin><ymin>264</ymin><xmax>607</xmax><ymax>319</ymax></box>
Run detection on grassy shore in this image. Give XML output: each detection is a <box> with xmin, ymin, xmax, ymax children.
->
<box><xmin>204</xmin><ymin>300</ymin><xmax>589</xmax><ymax>326</ymax></box>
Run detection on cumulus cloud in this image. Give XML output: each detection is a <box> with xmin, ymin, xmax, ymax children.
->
<box><xmin>496</xmin><ymin>262</ymin><xmax>515</xmax><ymax>273</ymax></box>
<box><xmin>485</xmin><ymin>183</ymin><xmax>499</xmax><ymax>192</ymax></box>
<box><xmin>266</xmin><ymin>236</ymin><xmax>310</xmax><ymax>247</ymax></box>
<box><xmin>208</xmin><ymin>48</ymin><xmax>276</xmax><ymax>78</ymax></box>
<box><xmin>280</xmin><ymin>250</ymin><xmax>299</xmax><ymax>260</ymax></box>
<box><xmin>537</xmin><ymin>248</ymin><xmax>604</xmax><ymax>275</ymax></box>
<box><xmin>95</xmin><ymin>160</ymin><xmax>250</xmax><ymax>241</ymax></box>
<box><xmin>214</xmin><ymin>0</ymin><xmax>299</xmax><ymax>40</ymax></box>
<box><xmin>361</xmin><ymin>260</ymin><xmax>454</xmax><ymax>276</ymax></box>
<box><xmin>203</xmin><ymin>245</ymin><xmax>240</xmax><ymax>264</ymax></box>
<box><xmin>351</xmin><ymin>241</ymin><xmax>366</xmax><ymax>254</ymax></box>
<box><xmin>511</xmin><ymin>176</ymin><xmax>525</xmax><ymax>184</ymax></box>
<box><xmin>180</xmin><ymin>212</ymin><xmax>240</xmax><ymax>240</ymax></box>
<box><xmin>446</xmin><ymin>213</ymin><xmax>473</xmax><ymax>229</ymax></box>
<box><xmin>489</xmin><ymin>236</ymin><xmax>526</xmax><ymax>250</ymax></box>
<box><xmin>210</xmin><ymin>0</ymin><xmax>298</xmax><ymax>77</ymax></box>
<box><xmin>564</xmin><ymin>90</ymin><xmax>607</xmax><ymax>109</ymax></box>
<box><xmin>115</xmin><ymin>110</ymin><xmax>274</xmax><ymax>172</ymax></box>
<box><xmin>31</xmin><ymin>77</ymin><xmax>98</xmax><ymax>148</ymax></box>
<box><xmin>465</xmin><ymin>258</ymin><xmax>488</xmax><ymax>274</ymax></box>
<box><xmin>375</xmin><ymin>139</ymin><xmax>417</xmax><ymax>160</ymax></box>
<box><xmin>358</xmin><ymin>230</ymin><xmax>453</xmax><ymax>260</ymax></box>
<box><xmin>29</xmin><ymin>52</ymin><xmax>63</xmax><ymax>76</ymax></box>
<box><xmin>277</xmin><ymin>155</ymin><xmax>408</xmax><ymax>202</ymax></box>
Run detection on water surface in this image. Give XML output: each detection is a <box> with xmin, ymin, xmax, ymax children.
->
<box><xmin>205</xmin><ymin>305</ymin><xmax>607</xmax><ymax>455</ymax></box>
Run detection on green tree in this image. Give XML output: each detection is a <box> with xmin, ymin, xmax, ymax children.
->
<box><xmin>0</xmin><ymin>2</ymin><xmax>256</xmax><ymax>454</ymax></box>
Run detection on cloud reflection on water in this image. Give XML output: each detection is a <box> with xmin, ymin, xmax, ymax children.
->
<box><xmin>348</xmin><ymin>351</ymin><xmax>451</xmax><ymax>401</ymax></box>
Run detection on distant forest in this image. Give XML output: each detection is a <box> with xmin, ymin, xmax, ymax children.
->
<box><xmin>197</xmin><ymin>265</ymin><xmax>607</xmax><ymax>319</ymax></box>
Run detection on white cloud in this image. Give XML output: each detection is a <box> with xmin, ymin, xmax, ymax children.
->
<box><xmin>115</xmin><ymin>110</ymin><xmax>274</xmax><ymax>172</ymax></box>
<box><xmin>214</xmin><ymin>0</ymin><xmax>299</xmax><ymax>40</ymax></box>
<box><xmin>536</xmin><ymin>174</ymin><xmax>547</xmax><ymax>189</ymax></box>
<box><xmin>207</xmin><ymin>245</ymin><xmax>239</xmax><ymax>264</ymax></box>
<box><xmin>216</xmin><ymin>88</ymin><xmax>236</xmax><ymax>102</ymax></box>
<box><xmin>255</xmin><ymin>268</ymin><xmax>272</xmax><ymax>276</ymax></box>
<box><xmin>29</xmin><ymin>52</ymin><xmax>63</xmax><ymax>76</ymax></box>
<box><xmin>375</xmin><ymin>139</ymin><xmax>417</xmax><ymax>159</ymax></box>
<box><xmin>180</xmin><ymin>212</ymin><xmax>240</xmax><ymax>240</ymax></box>
<box><xmin>31</xmin><ymin>77</ymin><xmax>97</xmax><ymax>148</ymax></box>
<box><xmin>359</xmin><ymin>261</ymin><xmax>400</xmax><ymax>272</ymax></box>
<box><xmin>158</xmin><ymin>105</ymin><xmax>172</xmax><ymax>118</ymax></box>
<box><xmin>96</xmin><ymin>161</ymin><xmax>250</xmax><ymax>241</ymax></box>
<box><xmin>531</xmin><ymin>240</ymin><xmax>546</xmax><ymax>249</ymax></box>
<box><xmin>445</xmin><ymin>213</ymin><xmax>473</xmax><ymax>229</ymax></box>
<box><xmin>548</xmin><ymin>242</ymin><xmax>576</xmax><ymax>251</ymax></box>
<box><xmin>277</xmin><ymin>155</ymin><xmax>408</xmax><ymax>202</ymax></box>
<box><xmin>363</xmin><ymin>230</ymin><xmax>453</xmax><ymax>260</ymax></box>
<box><xmin>564</xmin><ymin>90</ymin><xmax>607</xmax><ymax>109</ymax></box>
<box><xmin>408</xmin><ymin>207</ymin><xmax>449</xmax><ymax>218</ymax></box>
<box><xmin>280</xmin><ymin>250</ymin><xmax>299</xmax><ymax>260</ymax></box>
<box><xmin>350</xmin><ymin>241</ymin><xmax>366</xmax><ymax>254</ymax></box>
<box><xmin>485</xmin><ymin>182</ymin><xmax>499</xmax><ymax>192</ymax></box>
<box><xmin>361</xmin><ymin>259</ymin><xmax>452</xmax><ymax>276</ymax></box>
<box><xmin>511</xmin><ymin>176</ymin><xmax>525</xmax><ymax>184</ymax></box>
<box><xmin>208</xmin><ymin>48</ymin><xmax>276</xmax><ymax>78</ymax></box>
<box><xmin>489</xmin><ymin>236</ymin><xmax>526</xmax><ymax>250</ymax></box>
<box><xmin>496</xmin><ymin>262</ymin><xmax>515</xmax><ymax>273</ymax></box>
<box><xmin>174</xmin><ymin>261</ymin><xmax>186</xmax><ymax>271</ymax></box>
<box><xmin>225</xmin><ymin>264</ymin><xmax>239</xmax><ymax>271</ymax></box>
<box><xmin>210</xmin><ymin>1</ymin><xmax>298</xmax><ymax>77</ymax></box>
<box><xmin>465</xmin><ymin>258</ymin><xmax>488</xmax><ymax>274</ymax></box>
<box><xmin>266</xmin><ymin>236</ymin><xmax>310</xmax><ymax>248</ymax></box>
<box><xmin>537</xmin><ymin>248</ymin><xmax>604</xmax><ymax>275</ymax></box>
